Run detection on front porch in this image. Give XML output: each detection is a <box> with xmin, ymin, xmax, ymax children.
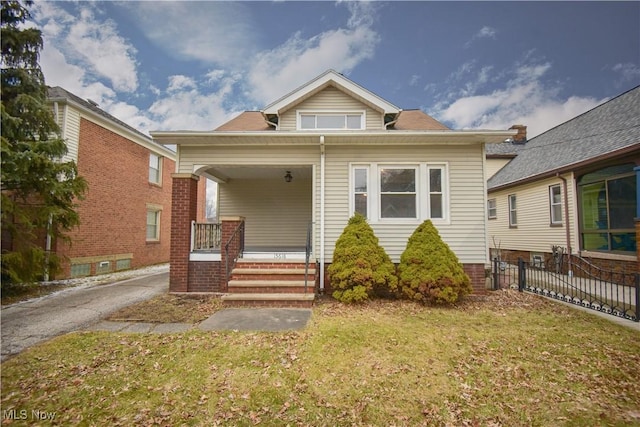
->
<box><xmin>170</xmin><ymin>173</ymin><xmax>316</xmax><ymax>306</ymax></box>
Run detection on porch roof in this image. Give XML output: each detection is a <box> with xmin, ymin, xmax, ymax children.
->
<box><xmin>150</xmin><ymin>129</ymin><xmax>515</xmax><ymax>146</ymax></box>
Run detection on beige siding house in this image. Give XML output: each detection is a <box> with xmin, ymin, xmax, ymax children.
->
<box><xmin>487</xmin><ymin>86</ymin><xmax>639</xmax><ymax>274</ymax></box>
<box><xmin>152</xmin><ymin>70</ymin><xmax>513</xmax><ymax>304</ymax></box>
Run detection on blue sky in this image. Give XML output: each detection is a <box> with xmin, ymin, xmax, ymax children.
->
<box><xmin>31</xmin><ymin>1</ymin><xmax>639</xmax><ymax>138</ymax></box>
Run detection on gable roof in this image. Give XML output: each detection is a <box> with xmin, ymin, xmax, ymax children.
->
<box><xmin>48</xmin><ymin>86</ymin><xmax>175</xmax><ymax>158</ymax></box>
<box><xmin>215</xmin><ymin>109</ymin><xmax>450</xmax><ymax>132</ymax></box>
<box><xmin>262</xmin><ymin>69</ymin><xmax>400</xmax><ymax>116</ymax></box>
<box><xmin>488</xmin><ymin>85</ymin><xmax>640</xmax><ymax>191</ymax></box>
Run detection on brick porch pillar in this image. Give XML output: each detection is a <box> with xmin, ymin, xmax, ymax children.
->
<box><xmin>170</xmin><ymin>174</ymin><xmax>200</xmax><ymax>292</ymax></box>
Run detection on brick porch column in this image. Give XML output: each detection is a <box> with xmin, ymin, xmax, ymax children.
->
<box><xmin>170</xmin><ymin>173</ymin><xmax>200</xmax><ymax>292</ymax></box>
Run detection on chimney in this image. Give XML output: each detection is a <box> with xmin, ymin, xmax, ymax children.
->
<box><xmin>509</xmin><ymin>124</ymin><xmax>527</xmax><ymax>144</ymax></box>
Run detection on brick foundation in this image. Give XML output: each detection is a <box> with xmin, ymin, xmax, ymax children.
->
<box><xmin>188</xmin><ymin>261</ymin><xmax>223</xmax><ymax>292</ymax></box>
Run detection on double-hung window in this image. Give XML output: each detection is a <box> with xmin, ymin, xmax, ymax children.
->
<box><xmin>508</xmin><ymin>194</ymin><xmax>517</xmax><ymax>227</ymax></box>
<box><xmin>146</xmin><ymin>207</ymin><xmax>161</xmax><ymax>241</ymax></box>
<box><xmin>149</xmin><ymin>153</ymin><xmax>162</xmax><ymax>184</ymax></box>
<box><xmin>350</xmin><ymin>163</ymin><xmax>447</xmax><ymax>222</ymax></box>
<box><xmin>549</xmin><ymin>185</ymin><xmax>562</xmax><ymax>225</ymax></box>
<box><xmin>487</xmin><ymin>198</ymin><xmax>497</xmax><ymax>219</ymax></box>
<box><xmin>380</xmin><ymin>167</ymin><xmax>417</xmax><ymax>219</ymax></box>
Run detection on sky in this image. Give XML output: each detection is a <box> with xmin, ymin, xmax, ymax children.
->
<box><xmin>29</xmin><ymin>1</ymin><xmax>640</xmax><ymax>139</ymax></box>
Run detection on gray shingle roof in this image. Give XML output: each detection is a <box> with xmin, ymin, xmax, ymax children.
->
<box><xmin>488</xmin><ymin>85</ymin><xmax>640</xmax><ymax>191</ymax></box>
<box><xmin>47</xmin><ymin>86</ymin><xmax>153</xmax><ymax>142</ymax></box>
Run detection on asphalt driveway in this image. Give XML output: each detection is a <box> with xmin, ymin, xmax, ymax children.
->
<box><xmin>1</xmin><ymin>270</ymin><xmax>168</xmax><ymax>361</ymax></box>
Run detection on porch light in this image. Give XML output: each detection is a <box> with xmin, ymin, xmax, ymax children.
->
<box><xmin>284</xmin><ymin>171</ymin><xmax>293</xmax><ymax>183</ymax></box>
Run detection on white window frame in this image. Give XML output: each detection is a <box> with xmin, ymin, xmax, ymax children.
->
<box><xmin>146</xmin><ymin>206</ymin><xmax>161</xmax><ymax>241</ymax></box>
<box><xmin>508</xmin><ymin>194</ymin><xmax>517</xmax><ymax>227</ymax></box>
<box><xmin>487</xmin><ymin>198</ymin><xmax>497</xmax><ymax>219</ymax></box>
<box><xmin>352</xmin><ymin>167</ymin><xmax>369</xmax><ymax>218</ymax></box>
<box><xmin>149</xmin><ymin>153</ymin><xmax>162</xmax><ymax>185</ymax></box>
<box><xmin>549</xmin><ymin>184</ymin><xmax>562</xmax><ymax>225</ymax></box>
<box><xmin>297</xmin><ymin>110</ymin><xmax>366</xmax><ymax>130</ymax></box>
<box><xmin>379</xmin><ymin>165</ymin><xmax>419</xmax><ymax>220</ymax></box>
<box><xmin>349</xmin><ymin>162</ymin><xmax>449</xmax><ymax>224</ymax></box>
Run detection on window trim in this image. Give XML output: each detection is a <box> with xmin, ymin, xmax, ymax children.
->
<box><xmin>149</xmin><ymin>153</ymin><xmax>162</xmax><ymax>185</ymax></box>
<box><xmin>487</xmin><ymin>198</ymin><xmax>497</xmax><ymax>220</ymax></box>
<box><xmin>549</xmin><ymin>184</ymin><xmax>563</xmax><ymax>226</ymax></box>
<box><xmin>348</xmin><ymin>162</ymin><xmax>449</xmax><ymax>224</ymax></box>
<box><xmin>297</xmin><ymin>110</ymin><xmax>366</xmax><ymax>130</ymax></box>
<box><xmin>508</xmin><ymin>194</ymin><xmax>517</xmax><ymax>228</ymax></box>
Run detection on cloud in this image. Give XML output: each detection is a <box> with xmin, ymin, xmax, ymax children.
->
<box><xmin>465</xmin><ymin>26</ymin><xmax>498</xmax><ymax>48</ymax></box>
<box><xmin>121</xmin><ymin>2</ymin><xmax>257</xmax><ymax>66</ymax></box>
<box><xmin>247</xmin><ymin>2</ymin><xmax>380</xmax><ymax>105</ymax></box>
<box><xmin>409</xmin><ymin>75</ymin><xmax>420</xmax><ymax>86</ymax></box>
<box><xmin>34</xmin><ymin>2</ymin><xmax>139</xmax><ymax>93</ymax></box>
<box><xmin>431</xmin><ymin>57</ymin><xmax>604</xmax><ymax>137</ymax></box>
<box><xmin>612</xmin><ymin>63</ymin><xmax>640</xmax><ymax>85</ymax></box>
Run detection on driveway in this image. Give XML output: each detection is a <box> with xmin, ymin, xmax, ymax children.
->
<box><xmin>1</xmin><ymin>270</ymin><xmax>168</xmax><ymax>361</ymax></box>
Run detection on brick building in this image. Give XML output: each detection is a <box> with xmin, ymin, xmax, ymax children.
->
<box><xmin>44</xmin><ymin>87</ymin><xmax>181</xmax><ymax>279</ymax></box>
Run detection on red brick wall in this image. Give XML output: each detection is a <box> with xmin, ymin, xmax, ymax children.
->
<box><xmin>188</xmin><ymin>261</ymin><xmax>222</xmax><ymax>292</ymax></box>
<box><xmin>55</xmin><ymin>118</ymin><xmax>173</xmax><ymax>278</ymax></box>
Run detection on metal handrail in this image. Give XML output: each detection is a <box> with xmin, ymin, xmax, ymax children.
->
<box><xmin>224</xmin><ymin>221</ymin><xmax>245</xmax><ymax>284</ymax></box>
<box><xmin>304</xmin><ymin>221</ymin><xmax>313</xmax><ymax>293</ymax></box>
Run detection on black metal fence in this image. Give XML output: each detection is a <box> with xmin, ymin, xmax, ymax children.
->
<box><xmin>492</xmin><ymin>254</ymin><xmax>639</xmax><ymax>322</ymax></box>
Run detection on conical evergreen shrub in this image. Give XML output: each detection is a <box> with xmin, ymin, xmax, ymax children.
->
<box><xmin>398</xmin><ymin>220</ymin><xmax>471</xmax><ymax>304</ymax></box>
<box><xmin>328</xmin><ymin>214</ymin><xmax>398</xmax><ymax>303</ymax></box>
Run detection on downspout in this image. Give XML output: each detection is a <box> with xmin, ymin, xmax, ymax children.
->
<box><xmin>557</xmin><ymin>173</ymin><xmax>573</xmax><ymax>276</ymax></box>
<box><xmin>319</xmin><ymin>135</ymin><xmax>325</xmax><ymax>293</ymax></box>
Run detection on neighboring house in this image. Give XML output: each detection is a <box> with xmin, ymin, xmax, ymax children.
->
<box><xmin>42</xmin><ymin>87</ymin><xmax>178</xmax><ymax>279</ymax></box>
<box><xmin>151</xmin><ymin>70</ymin><xmax>513</xmax><ymax>305</ymax></box>
<box><xmin>487</xmin><ymin>86</ymin><xmax>640</xmax><ymax>274</ymax></box>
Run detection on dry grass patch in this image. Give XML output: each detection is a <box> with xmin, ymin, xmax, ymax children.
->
<box><xmin>107</xmin><ymin>294</ymin><xmax>222</xmax><ymax>324</ymax></box>
<box><xmin>2</xmin><ymin>290</ymin><xmax>640</xmax><ymax>426</ymax></box>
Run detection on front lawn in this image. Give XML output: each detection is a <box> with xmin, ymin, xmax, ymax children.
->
<box><xmin>2</xmin><ymin>291</ymin><xmax>639</xmax><ymax>426</ymax></box>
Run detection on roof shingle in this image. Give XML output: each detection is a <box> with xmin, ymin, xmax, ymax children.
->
<box><xmin>488</xmin><ymin>86</ymin><xmax>640</xmax><ymax>190</ymax></box>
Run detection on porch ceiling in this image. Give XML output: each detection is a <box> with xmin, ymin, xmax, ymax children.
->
<box><xmin>203</xmin><ymin>165</ymin><xmax>312</xmax><ymax>181</ymax></box>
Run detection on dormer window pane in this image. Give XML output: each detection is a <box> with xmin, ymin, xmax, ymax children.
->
<box><xmin>317</xmin><ymin>115</ymin><xmax>344</xmax><ymax>129</ymax></box>
<box><xmin>300</xmin><ymin>115</ymin><xmax>315</xmax><ymax>129</ymax></box>
<box><xmin>346</xmin><ymin>115</ymin><xmax>361</xmax><ymax>129</ymax></box>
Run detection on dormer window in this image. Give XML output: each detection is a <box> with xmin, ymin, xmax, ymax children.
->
<box><xmin>298</xmin><ymin>111</ymin><xmax>364</xmax><ymax>130</ymax></box>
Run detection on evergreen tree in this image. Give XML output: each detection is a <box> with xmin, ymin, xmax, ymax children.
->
<box><xmin>398</xmin><ymin>220</ymin><xmax>472</xmax><ymax>304</ymax></box>
<box><xmin>328</xmin><ymin>214</ymin><xmax>398</xmax><ymax>303</ymax></box>
<box><xmin>1</xmin><ymin>0</ymin><xmax>86</xmax><ymax>283</ymax></box>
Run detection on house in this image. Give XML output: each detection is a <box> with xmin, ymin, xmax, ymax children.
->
<box><xmin>487</xmin><ymin>86</ymin><xmax>640</xmax><ymax>275</ymax></box>
<box><xmin>151</xmin><ymin>70</ymin><xmax>514</xmax><ymax>305</ymax></box>
<box><xmin>41</xmin><ymin>87</ymin><xmax>180</xmax><ymax>279</ymax></box>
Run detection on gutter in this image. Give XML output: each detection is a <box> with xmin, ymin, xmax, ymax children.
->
<box><xmin>557</xmin><ymin>173</ymin><xmax>573</xmax><ymax>276</ymax></box>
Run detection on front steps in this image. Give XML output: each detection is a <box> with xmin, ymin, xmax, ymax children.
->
<box><xmin>221</xmin><ymin>259</ymin><xmax>316</xmax><ymax>308</ymax></box>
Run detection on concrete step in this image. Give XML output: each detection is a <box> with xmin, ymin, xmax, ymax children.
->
<box><xmin>221</xmin><ymin>292</ymin><xmax>315</xmax><ymax>308</ymax></box>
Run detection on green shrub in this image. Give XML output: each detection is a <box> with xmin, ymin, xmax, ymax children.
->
<box><xmin>328</xmin><ymin>214</ymin><xmax>398</xmax><ymax>303</ymax></box>
<box><xmin>398</xmin><ymin>220</ymin><xmax>471</xmax><ymax>304</ymax></box>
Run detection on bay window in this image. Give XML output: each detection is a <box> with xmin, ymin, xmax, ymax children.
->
<box><xmin>350</xmin><ymin>163</ymin><xmax>448</xmax><ymax>222</ymax></box>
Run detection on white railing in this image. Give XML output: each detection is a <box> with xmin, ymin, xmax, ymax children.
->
<box><xmin>191</xmin><ymin>221</ymin><xmax>221</xmax><ymax>251</ymax></box>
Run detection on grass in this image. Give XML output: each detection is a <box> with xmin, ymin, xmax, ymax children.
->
<box><xmin>106</xmin><ymin>294</ymin><xmax>222</xmax><ymax>324</ymax></box>
<box><xmin>2</xmin><ymin>290</ymin><xmax>640</xmax><ymax>426</ymax></box>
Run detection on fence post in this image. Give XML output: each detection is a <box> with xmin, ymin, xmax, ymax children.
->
<box><xmin>635</xmin><ymin>273</ymin><xmax>640</xmax><ymax>322</ymax></box>
<box><xmin>517</xmin><ymin>257</ymin><xmax>525</xmax><ymax>292</ymax></box>
<box><xmin>493</xmin><ymin>257</ymin><xmax>499</xmax><ymax>290</ymax></box>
